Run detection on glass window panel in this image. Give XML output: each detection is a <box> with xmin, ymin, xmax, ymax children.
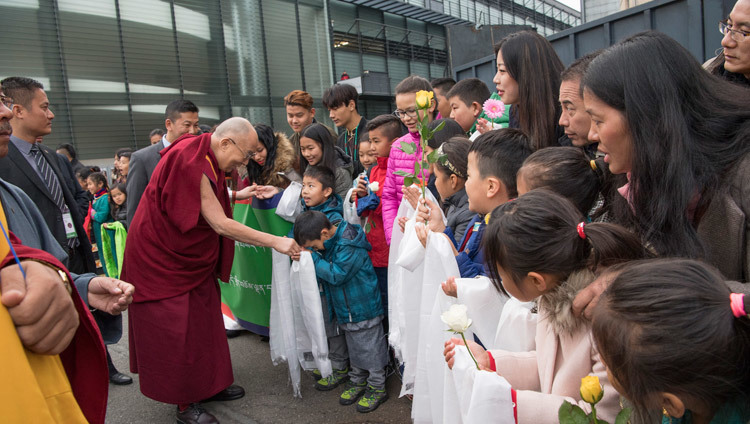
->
<box><xmin>58</xmin><ymin>0</ymin><xmax>132</xmax><ymax>157</ymax></box>
<box><xmin>120</xmin><ymin>0</ymin><xmax>181</xmax><ymax>104</ymax></box>
<box><xmin>362</xmin><ymin>55</ymin><xmax>386</xmax><ymax>73</ymax></box>
<box><xmin>175</xmin><ymin>1</ymin><xmax>231</xmax><ymax>120</ymax></box>
<box><xmin>299</xmin><ymin>3</ymin><xmax>333</xmax><ymax>99</ymax></box>
<box><xmin>222</xmin><ymin>0</ymin><xmax>269</xmax><ymax>101</ymax></box>
<box><xmin>261</xmin><ymin>1</ymin><xmax>303</xmax><ymax>98</ymax></box>
<box><xmin>0</xmin><ymin>3</ymin><xmax>73</xmax><ymax>148</ymax></box>
<box><xmin>334</xmin><ymin>51</ymin><xmax>362</xmax><ymax>80</ymax></box>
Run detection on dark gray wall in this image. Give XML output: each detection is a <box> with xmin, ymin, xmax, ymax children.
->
<box><xmin>548</xmin><ymin>0</ymin><xmax>727</xmax><ymax>65</ymax></box>
<box><xmin>448</xmin><ymin>24</ymin><xmax>531</xmax><ymax>90</ymax></box>
<box><xmin>451</xmin><ymin>0</ymin><xmax>729</xmax><ymax>81</ymax></box>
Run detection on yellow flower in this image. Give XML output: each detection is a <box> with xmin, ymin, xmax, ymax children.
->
<box><xmin>580</xmin><ymin>375</ymin><xmax>603</xmax><ymax>404</ymax></box>
<box><xmin>415</xmin><ymin>90</ymin><xmax>434</xmax><ymax>109</ymax></box>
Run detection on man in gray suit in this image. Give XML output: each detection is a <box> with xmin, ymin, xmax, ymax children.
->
<box><xmin>126</xmin><ymin>99</ymin><xmax>200</xmax><ymax>226</ymax></box>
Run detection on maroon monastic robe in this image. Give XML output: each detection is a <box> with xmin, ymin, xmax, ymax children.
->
<box><xmin>122</xmin><ymin>132</ymin><xmax>235</xmax><ymax>404</ymax></box>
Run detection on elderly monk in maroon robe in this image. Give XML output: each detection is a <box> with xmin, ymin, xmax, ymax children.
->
<box><xmin>122</xmin><ymin>117</ymin><xmax>299</xmax><ymax>424</ymax></box>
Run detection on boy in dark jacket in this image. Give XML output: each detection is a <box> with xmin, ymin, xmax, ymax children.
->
<box><xmin>300</xmin><ymin>165</ymin><xmax>343</xmax><ymax>224</ymax></box>
<box><xmin>294</xmin><ymin>211</ymin><xmax>389</xmax><ymax>413</ymax></box>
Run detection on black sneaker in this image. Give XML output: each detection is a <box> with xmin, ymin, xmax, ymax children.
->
<box><xmin>175</xmin><ymin>403</ymin><xmax>218</xmax><ymax>424</ymax></box>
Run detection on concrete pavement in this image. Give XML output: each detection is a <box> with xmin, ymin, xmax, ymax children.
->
<box><xmin>105</xmin><ymin>312</ymin><xmax>412</xmax><ymax>423</ymax></box>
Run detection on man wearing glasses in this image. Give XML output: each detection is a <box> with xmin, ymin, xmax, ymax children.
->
<box><xmin>122</xmin><ymin>117</ymin><xmax>300</xmax><ymax>424</ymax></box>
<box><xmin>709</xmin><ymin>0</ymin><xmax>750</xmax><ymax>85</ymax></box>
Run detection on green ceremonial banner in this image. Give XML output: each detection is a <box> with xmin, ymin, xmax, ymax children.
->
<box><xmin>220</xmin><ymin>194</ymin><xmax>292</xmax><ymax>336</ymax></box>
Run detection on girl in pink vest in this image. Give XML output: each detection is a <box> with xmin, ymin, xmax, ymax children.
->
<box><xmin>382</xmin><ymin>75</ymin><xmax>437</xmax><ymax>244</ymax></box>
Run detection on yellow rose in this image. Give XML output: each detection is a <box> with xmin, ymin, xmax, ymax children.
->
<box><xmin>580</xmin><ymin>375</ymin><xmax>603</xmax><ymax>404</ymax></box>
<box><xmin>415</xmin><ymin>90</ymin><xmax>434</xmax><ymax>109</ymax></box>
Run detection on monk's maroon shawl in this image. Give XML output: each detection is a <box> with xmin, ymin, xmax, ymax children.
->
<box><xmin>122</xmin><ymin>132</ymin><xmax>234</xmax><ymax>302</ymax></box>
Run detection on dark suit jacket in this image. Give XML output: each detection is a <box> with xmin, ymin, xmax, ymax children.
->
<box><xmin>0</xmin><ymin>141</ymin><xmax>95</xmax><ymax>272</ymax></box>
<box><xmin>126</xmin><ymin>139</ymin><xmax>166</xmax><ymax>225</ymax></box>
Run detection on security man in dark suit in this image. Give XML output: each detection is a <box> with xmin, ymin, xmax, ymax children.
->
<box><xmin>0</xmin><ymin>77</ymin><xmax>94</xmax><ymax>274</ymax></box>
<box><xmin>126</xmin><ymin>99</ymin><xmax>200</xmax><ymax>226</ymax></box>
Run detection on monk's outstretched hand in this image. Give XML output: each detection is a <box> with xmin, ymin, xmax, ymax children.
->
<box><xmin>274</xmin><ymin>236</ymin><xmax>301</xmax><ymax>257</ymax></box>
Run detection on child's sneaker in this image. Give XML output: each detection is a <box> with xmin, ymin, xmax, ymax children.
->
<box><xmin>356</xmin><ymin>385</ymin><xmax>388</xmax><ymax>413</ymax></box>
<box><xmin>311</xmin><ymin>369</ymin><xmax>321</xmax><ymax>379</ymax></box>
<box><xmin>339</xmin><ymin>381</ymin><xmax>367</xmax><ymax>405</ymax></box>
<box><xmin>314</xmin><ymin>368</ymin><xmax>349</xmax><ymax>391</ymax></box>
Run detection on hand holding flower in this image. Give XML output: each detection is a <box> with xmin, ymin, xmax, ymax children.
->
<box><xmin>475</xmin><ymin>118</ymin><xmax>492</xmax><ymax>135</ymax></box>
<box><xmin>443</xmin><ymin>337</ymin><xmax>490</xmax><ymax>371</ymax></box>
<box><xmin>441</xmin><ymin>304</ymin><xmax>481</xmax><ymax>369</ymax></box>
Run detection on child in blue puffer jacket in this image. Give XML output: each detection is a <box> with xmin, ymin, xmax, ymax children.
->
<box><xmin>293</xmin><ymin>210</ymin><xmax>389</xmax><ymax>414</ymax></box>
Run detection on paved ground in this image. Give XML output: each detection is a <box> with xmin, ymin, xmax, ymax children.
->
<box><xmin>106</xmin><ymin>312</ymin><xmax>412</xmax><ymax>424</ymax></box>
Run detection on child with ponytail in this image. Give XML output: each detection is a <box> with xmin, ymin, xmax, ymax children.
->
<box><xmin>516</xmin><ymin>146</ymin><xmax>609</xmax><ymax>219</ymax></box>
<box><xmin>592</xmin><ymin>258</ymin><xmax>750</xmax><ymax>424</ymax></box>
<box><xmin>443</xmin><ymin>189</ymin><xmax>646</xmax><ymax>423</ymax></box>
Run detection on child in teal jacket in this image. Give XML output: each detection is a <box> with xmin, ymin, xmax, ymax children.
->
<box><xmin>86</xmin><ymin>172</ymin><xmax>114</xmax><ymax>276</ymax></box>
<box><xmin>293</xmin><ymin>210</ymin><xmax>388</xmax><ymax>413</ymax></box>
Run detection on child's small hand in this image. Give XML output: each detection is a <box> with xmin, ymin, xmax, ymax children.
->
<box><xmin>402</xmin><ymin>185</ymin><xmax>421</xmax><ymax>209</ymax></box>
<box><xmin>443</xmin><ymin>337</ymin><xmax>490</xmax><ymax>370</ymax></box>
<box><xmin>355</xmin><ymin>177</ymin><xmax>368</xmax><ymax>198</ymax></box>
<box><xmin>255</xmin><ymin>185</ymin><xmax>280</xmax><ymax>200</ymax></box>
<box><xmin>441</xmin><ymin>276</ymin><xmax>458</xmax><ymax>298</ymax></box>
<box><xmin>415</xmin><ymin>199</ymin><xmax>429</xmax><ymax>224</ymax></box>
<box><xmin>475</xmin><ymin>118</ymin><xmax>491</xmax><ymax>135</ymax></box>
<box><xmin>415</xmin><ymin>222</ymin><xmax>429</xmax><ymax>248</ymax></box>
<box><xmin>398</xmin><ymin>216</ymin><xmax>408</xmax><ymax>233</ymax></box>
<box><xmin>422</xmin><ymin>198</ymin><xmax>447</xmax><ymax>233</ymax></box>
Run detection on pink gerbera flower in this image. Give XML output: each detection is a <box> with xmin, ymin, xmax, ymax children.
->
<box><xmin>483</xmin><ymin>98</ymin><xmax>506</xmax><ymax>120</ymax></box>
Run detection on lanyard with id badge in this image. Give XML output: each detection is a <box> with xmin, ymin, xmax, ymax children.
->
<box><xmin>62</xmin><ymin>207</ymin><xmax>77</xmax><ymax>240</ymax></box>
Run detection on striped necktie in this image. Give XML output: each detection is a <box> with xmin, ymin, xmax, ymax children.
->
<box><xmin>29</xmin><ymin>144</ymin><xmax>76</xmax><ymax>248</ymax></box>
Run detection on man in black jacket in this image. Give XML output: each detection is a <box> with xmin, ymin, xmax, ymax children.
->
<box><xmin>323</xmin><ymin>83</ymin><xmax>367</xmax><ymax>176</ymax></box>
<box><xmin>0</xmin><ymin>76</ymin><xmax>94</xmax><ymax>274</ymax></box>
<box><xmin>126</xmin><ymin>99</ymin><xmax>200</xmax><ymax>226</ymax></box>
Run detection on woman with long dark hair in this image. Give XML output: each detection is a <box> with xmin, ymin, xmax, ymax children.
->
<box><xmin>247</xmin><ymin>123</ymin><xmax>301</xmax><ymax>188</ymax></box>
<box><xmin>582</xmin><ymin>30</ymin><xmax>750</xmax><ymax>282</ymax></box>
<box><xmin>299</xmin><ymin>122</ymin><xmax>354</xmax><ymax>199</ymax></box>
<box><xmin>493</xmin><ymin>30</ymin><xmax>564</xmax><ymax>150</ymax></box>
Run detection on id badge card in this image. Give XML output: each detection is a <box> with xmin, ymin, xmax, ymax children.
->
<box><xmin>62</xmin><ymin>212</ymin><xmax>77</xmax><ymax>239</ymax></box>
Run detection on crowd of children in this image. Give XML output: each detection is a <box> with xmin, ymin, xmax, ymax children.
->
<box><xmin>271</xmin><ymin>26</ymin><xmax>750</xmax><ymax>424</ymax></box>
<box><xmin>68</xmin><ymin>17</ymin><xmax>750</xmax><ymax>423</ymax></box>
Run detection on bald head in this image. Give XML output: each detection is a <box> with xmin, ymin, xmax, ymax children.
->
<box><xmin>212</xmin><ymin>117</ymin><xmax>260</xmax><ymax>172</ymax></box>
<box><xmin>214</xmin><ymin>117</ymin><xmax>255</xmax><ymax>140</ymax></box>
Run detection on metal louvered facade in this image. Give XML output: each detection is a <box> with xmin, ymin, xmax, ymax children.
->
<box><xmin>0</xmin><ymin>0</ymin><xmax>579</xmax><ymax>160</ymax></box>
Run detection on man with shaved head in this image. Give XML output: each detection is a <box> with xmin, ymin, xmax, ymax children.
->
<box><xmin>122</xmin><ymin>117</ymin><xmax>300</xmax><ymax>424</ymax></box>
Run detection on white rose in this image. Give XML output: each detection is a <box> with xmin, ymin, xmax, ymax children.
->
<box><xmin>368</xmin><ymin>181</ymin><xmax>379</xmax><ymax>192</ymax></box>
<box><xmin>441</xmin><ymin>304</ymin><xmax>472</xmax><ymax>333</ymax></box>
